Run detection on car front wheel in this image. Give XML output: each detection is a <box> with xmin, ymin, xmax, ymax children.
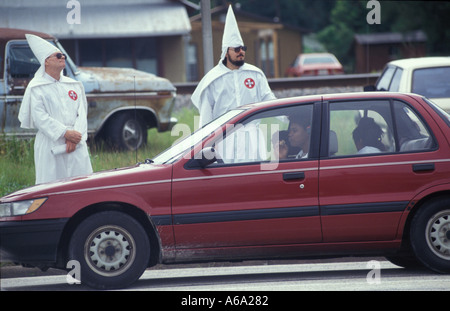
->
<box><xmin>68</xmin><ymin>211</ymin><xmax>150</xmax><ymax>289</ymax></box>
<box><xmin>410</xmin><ymin>198</ymin><xmax>450</xmax><ymax>273</ymax></box>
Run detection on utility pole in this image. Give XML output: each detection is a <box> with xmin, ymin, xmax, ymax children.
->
<box><xmin>201</xmin><ymin>0</ymin><xmax>214</xmax><ymax>75</ymax></box>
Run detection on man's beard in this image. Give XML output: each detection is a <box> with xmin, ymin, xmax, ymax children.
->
<box><xmin>227</xmin><ymin>52</ymin><xmax>245</xmax><ymax>67</ymax></box>
<box><xmin>230</xmin><ymin>58</ymin><xmax>245</xmax><ymax>67</ymax></box>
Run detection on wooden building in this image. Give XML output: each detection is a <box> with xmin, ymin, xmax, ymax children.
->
<box><xmin>354</xmin><ymin>30</ymin><xmax>427</xmax><ymax>73</ymax></box>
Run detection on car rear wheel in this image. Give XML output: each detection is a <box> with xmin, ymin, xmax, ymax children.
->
<box><xmin>410</xmin><ymin>198</ymin><xmax>450</xmax><ymax>273</ymax></box>
<box><xmin>68</xmin><ymin>211</ymin><xmax>150</xmax><ymax>289</ymax></box>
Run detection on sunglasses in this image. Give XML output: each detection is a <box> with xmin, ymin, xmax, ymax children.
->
<box><xmin>229</xmin><ymin>46</ymin><xmax>247</xmax><ymax>53</ymax></box>
<box><xmin>48</xmin><ymin>53</ymin><xmax>67</xmax><ymax>59</ymax></box>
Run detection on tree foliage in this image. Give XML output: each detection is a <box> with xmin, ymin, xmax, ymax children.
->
<box><xmin>197</xmin><ymin>0</ymin><xmax>449</xmax><ymax>70</ymax></box>
<box><xmin>316</xmin><ymin>1</ymin><xmax>450</xmax><ymax>69</ymax></box>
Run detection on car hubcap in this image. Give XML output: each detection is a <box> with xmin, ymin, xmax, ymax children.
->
<box><xmin>122</xmin><ymin>119</ymin><xmax>142</xmax><ymax>150</ymax></box>
<box><xmin>84</xmin><ymin>225</ymin><xmax>136</xmax><ymax>277</ymax></box>
<box><xmin>426</xmin><ymin>210</ymin><xmax>450</xmax><ymax>260</ymax></box>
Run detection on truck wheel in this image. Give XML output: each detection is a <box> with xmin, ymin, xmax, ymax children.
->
<box><xmin>68</xmin><ymin>211</ymin><xmax>150</xmax><ymax>289</ymax></box>
<box><xmin>107</xmin><ymin>112</ymin><xmax>147</xmax><ymax>150</ymax></box>
<box><xmin>410</xmin><ymin>198</ymin><xmax>450</xmax><ymax>273</ymax></box>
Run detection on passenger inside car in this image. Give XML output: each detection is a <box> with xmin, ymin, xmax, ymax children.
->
<box><xmin>352</xmin><ymin>117</ymin><xmax>386</xmax><ymax>154</ymax></box>
<box><xmin>276</xmin><ymin>113</ymin><xmax>311</xmax><ymax>159</ymax></box>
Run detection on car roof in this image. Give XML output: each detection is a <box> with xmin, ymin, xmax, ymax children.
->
<box><xmin>242</xmin><ymin>91</ymin><xmax>421</xmax><ymax>111</ymax></box>
<box><xmin>388</xmin><ymin>57</ymin><xmax>450</xmax><ymax>69</ymax></box>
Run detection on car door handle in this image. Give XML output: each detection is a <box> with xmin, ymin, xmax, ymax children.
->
<box><xmin>412</xmin><ymin>163</ymin><xmax>435</xmax><ymax>172</ymax></box>
<box><xmin>283</xmin><ymin>172</ymin><xmax>305</xmax><ymax>181</ymax></box>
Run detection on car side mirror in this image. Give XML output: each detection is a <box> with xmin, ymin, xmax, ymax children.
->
<box><xmin>185</xmin><ymin>147</ymin><xmax>219</xmax><ymax>169</ymax></box>
<box><xmin>364</xmin><ymin>85</ymin><xmax>377</xmax><ymax>92</ymax></box>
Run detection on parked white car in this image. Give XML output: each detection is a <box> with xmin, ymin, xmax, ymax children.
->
<box><xmin>366</xmin><ymin>57</ymin><xmax>450</xmax><ymax>112</ymax></box>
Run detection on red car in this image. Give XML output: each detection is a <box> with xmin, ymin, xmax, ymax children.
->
<box><xmin>1</xmin><ymin>92</ymin><xmax>450</xmax><ymax>289</ymax></box>
<box><xmin>285</xmin><ymin>53</ymin><xmax>344</xmax><ymax>77</ymax></box>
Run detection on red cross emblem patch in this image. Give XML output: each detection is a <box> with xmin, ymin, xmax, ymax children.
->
<box><xmin>68</xmin><ymin>90</ymin><xmax>78</xmax><ymax>101</ymax></box>
<box><xmin>244</xmin><ymin>78</ymin><xmax>255</xmax><ymax>89</ymax></box>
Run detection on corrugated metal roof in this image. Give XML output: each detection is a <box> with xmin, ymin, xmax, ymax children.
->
<box><xmin>0</xmin><ymin>1</ymin><xmax>191</xmax><ymax>39</ymax></box>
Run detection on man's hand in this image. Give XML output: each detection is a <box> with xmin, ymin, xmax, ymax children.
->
<box><xmin>66</xmin><ymin>140</ymin><xmax>77</xmax><ymax>153</ymax></box>
<box><xmin>277</xmin><ymin>140</ymin><xmax>288</xmax><ymax>160</ymax></box>
<box><xmin>64</xmin><ymin>130</ymin><xmax>82</xmax><ymax>144</ymax></box>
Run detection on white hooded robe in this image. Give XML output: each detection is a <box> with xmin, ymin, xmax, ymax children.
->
<box><xmin>19</xmin><ymin>34</ymin><xmax>92</xmax><ymax>184</ymax></box>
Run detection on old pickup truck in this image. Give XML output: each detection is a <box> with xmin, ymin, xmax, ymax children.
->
<box><xmin>0</xmin><ymin>28</ymin><xmax>177</xmax><ymax>150</ymax></box>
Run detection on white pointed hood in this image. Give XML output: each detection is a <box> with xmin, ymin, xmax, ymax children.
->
<box><xmin>220</xmin><ymin>5</ymin><xmax>244</xmax><ymax>60</ymax></box>
<box><xmin>25</xmin><ymin>34</ymin><xmax>61</xmax><ymax>78</ymax></box>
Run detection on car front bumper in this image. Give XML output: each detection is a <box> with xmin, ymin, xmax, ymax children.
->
<box><xmin>0</xmin><ymin>218</ymin><xmax>68</xmax><ymax>265</ymax></box>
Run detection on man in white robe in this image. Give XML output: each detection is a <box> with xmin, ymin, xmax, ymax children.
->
<box><xmin>191</xmin><ymin>5</ymin><xmax>276</xmax><ymax>127</ymax></box>
<box><xmin>18</xmin><ymin>34</ymin><xmax>92</xmax><ymax>184</ymax></box>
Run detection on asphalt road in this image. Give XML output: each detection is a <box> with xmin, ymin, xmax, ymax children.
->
<box><xmin>2</xmin><ymin>257</ymin><xmax>450</xmax><ymax>292</ymax></box>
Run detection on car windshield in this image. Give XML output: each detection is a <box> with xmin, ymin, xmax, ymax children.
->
<box><xmin>412</xmin><ymin>67</ymin><xmax>450</xmax><ymax>98</ymax></box>
<box><xmin>152</xmin><ymin>110</ymin><xmax>245</xmax><ymax>164</ymax></box>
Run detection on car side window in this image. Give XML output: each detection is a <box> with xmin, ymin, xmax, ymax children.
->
<box><xmin>329</xmin><ymin>100</ymin><xmax>395</xmax><ymax>156</ymax></box>
<box><xmin>212</xmin><ymin>104</ymin><xmax>314</xmax><ymax>165</ymax></box>
<box><xmin>8</xmin><ymin>43</ymin><xmax>40</xmax><ymax>79</ymax></box>
<box><xmin>394</xmin><ymin>101</ymin><xmax>435</xmax><ymax>152</ymax></box>
<box><xmin>328</xmin><ymin>100</ymin><xmax>435</xmax><ymax>157</ymax></box>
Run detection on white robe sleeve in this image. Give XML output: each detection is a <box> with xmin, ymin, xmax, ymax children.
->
<box><xmin>30</xmin><ymin>88</ymin><xmax>67</xmax><ymax>142</ymax></box>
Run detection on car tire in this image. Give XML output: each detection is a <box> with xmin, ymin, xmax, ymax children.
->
<box><xmin>410</xmin><ymin>198</ymin><xmax>450</xmax><ymax>273</ymax></box>
<box><xmin>68</xmin><ymin>211</ymin><xmax>150</xmax><ymax>289</ymax></box>
<box><xmin>107</xmin><ymin>112</ymin><xmax>147</xmax><ymax>150</ymax></box>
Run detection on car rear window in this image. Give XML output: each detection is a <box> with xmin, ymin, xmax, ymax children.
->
<box><xmin>412</xmin><ymin>66</ymin><xmax>450</xmax><ymax>98</ymax></box>
<box><xmin>303</xmin><ymin>56</ymin><xmax>335</xmax><ymax>65</ymax></box>
<box><xmin>423</xmin><ymin>97</ymin><xmax>450</xmax><ymax>127</ymax></box>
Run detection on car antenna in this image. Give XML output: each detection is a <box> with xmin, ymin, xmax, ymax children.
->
<box><xmin>134</xmin><ymin>75</ymin><xmax>138</xmax><ymax>164</ymax></box>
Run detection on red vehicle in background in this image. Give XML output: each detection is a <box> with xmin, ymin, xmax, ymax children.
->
<box><xmin>285</xmin><ymin>53</ymin><xmax>344</xmax><ymax>77</ymax></box>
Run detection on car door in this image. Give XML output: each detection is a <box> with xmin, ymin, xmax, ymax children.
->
<box><xmin>171</xmin><ymin>103</ymin><xmax>322</xmax><ymax>249</ymax></box>
<box><xmin>319</xmin><ymin>97</ymin><xmax>440</xmax><ymax>242</ymax></box>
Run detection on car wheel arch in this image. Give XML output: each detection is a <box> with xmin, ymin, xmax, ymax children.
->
<box><xmin>97</xmin><ymin>108</ymin><xmax>158</xmax><ymax>134</ymax></box>
<box><xmin>56</xmin><ymin>202</ymin><xmax>161</xmax><ymax>270</ymax></box>
<box><xmin>400</xmin><ymin>191</ymin><xmax>450</xmax><ymax>249</ymax></box>
<box><xmin>94</xmin><ymin>109</ymin><xmax>158</xmax><ymax>150</ymax></box>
